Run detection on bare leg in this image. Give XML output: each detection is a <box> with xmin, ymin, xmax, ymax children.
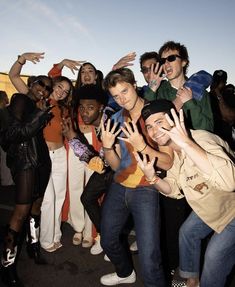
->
<box><xmin>187</xmin><ymin>277</ymin><xmax>200</xmax><ymax>287</ymax></box>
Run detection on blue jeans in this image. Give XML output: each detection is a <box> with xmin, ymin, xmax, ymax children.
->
<box><xmin>100</xmin><ymin>182</ymin><xmax>165</xmax><ymax>287</ymax></box>
<box><xmin>179</xmin><ymin>211</ymin><xmax>235</xmax><ymax>287</ymax></box>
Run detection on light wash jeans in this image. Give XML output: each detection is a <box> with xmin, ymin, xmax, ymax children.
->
<box><xmin>179</xmin><ymin>211</ymin><xmax>235</xmax><ymax>287</ymax></box>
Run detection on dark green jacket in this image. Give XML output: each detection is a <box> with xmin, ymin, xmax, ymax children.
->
<box><xmin>144</xmin><ymin>80</ymin><xmax>214</xmax><ymax>132</ymax></box>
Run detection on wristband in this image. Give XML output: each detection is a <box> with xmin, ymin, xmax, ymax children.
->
<box><xmin>138</xmin><ymin>143</ymin><xmax>147</xmax><ymax>153</ymax></box>
<box><xmin>103</xmin><ymin>146</ymin><xmax>113</xmax><ymax>151</ymax></box>
<box><xmin>17</xmin><ymin>55</ymin><xmax>26</xmax><ymax>65</ymax></box>
<box><xmin>145</xmin><ymin>175</ymin><xmax>160</xmax><ymax>185</ymax></box>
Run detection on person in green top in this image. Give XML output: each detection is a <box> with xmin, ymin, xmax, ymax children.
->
<box><xmin>139</xmin><ymin>42</ymin><xmax>214</xmax><ymax>284</ymax></box>
<box><xmin>143</xmin><ymin>41</ymin><xmax>214</xmax><ymax>132</ymax></box>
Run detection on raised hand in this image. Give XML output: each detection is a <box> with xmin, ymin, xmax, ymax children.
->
<box><xmin>176</xmin><ymin>86</ymin><xmax>192</xmax><ymax>104</ymax></box>
<box><xmin>118</xmin><ymin>121</ymin><xmax>146</xmax><ymax>152</ymax></box>
<box><xmin>100</xmin><ymin>118</ymin><xmax>121</xmax><ymax>148</ymax></box>
<box><xmin>39</xmin><ymin>105</ymin><xmax>54</xmax><ymax>126</ymax></box>
<box><xmin>61</xmin><ymin>117</ymin><xmax>77</xmax><ymax>140</ymax></box>
<box><xmin>20</xmin><ymin>52</ymin><xmax>45</xmax><ymax>64</ymax></box>
<box><xmin>112</xmin><ymin>52</ymin><xmax>136</xmax><ymax>70</ymax></box>
<box><xmin>148</xmin><ymin>63</ymin><xmax>165</xmax><ymax>92</ymax></box>
<box><xmin>134</xmin><ymin>152</ymin><xmax>156</xmax><ymax>180</ymax></box>
<box><xmin>160</xmin><ymin>109</ymin><xmax>189</xmax><ymax>148</ymax></box>
<box><xmin>60</xmin><ymin>59</ymin><xmax>86</xmax><ymax>74</ymax></box>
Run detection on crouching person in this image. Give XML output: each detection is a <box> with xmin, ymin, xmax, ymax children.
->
<box><xmin>136</xmin><ymin>99</ymin><xmax>235</xmax><ymax>287</ymax></box>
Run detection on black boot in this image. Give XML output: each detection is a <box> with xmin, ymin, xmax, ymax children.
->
<box><xmin>26</xmin><ymin>215</ymin><xmax>47</xmax><ymax>265</ymax></box>
<box><xmin>1</xmin><ymin>227</ymin><xmax>24</xmax><ymax>287</ymax></box>
<box><xmin>1</xmin><ymin>264</ymin><xmax>24</xmax><ymax>287</ymax></box>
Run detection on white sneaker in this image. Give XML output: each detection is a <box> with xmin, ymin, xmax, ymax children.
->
<box><xmin>104</xmin><ymin>254</ymin><xmax>110</xmax><ymax>262</ymax></box>
<box><xmin>90</xmin><ymin>234</ymin><xmax>103</xmax><ymax>255</ymax></box>
<box><xmin>129</xmin><ymin>241</ymin><xmax>138</xmax><ymax>252</ymax></box>
<box><xmin>100</xmin><ymin>270</ymin><xmax>136</xmax><ymax>286</ymax></box>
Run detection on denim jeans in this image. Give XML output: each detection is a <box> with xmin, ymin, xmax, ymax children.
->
<box><xmin>100</xmin><ymin>182</ymin><xmax>166</xmax><ymax>287</ymax></box>
<box><xmin>179</xmin><ymin>211</ymin><xmax>235</xmax><ymax>287</ymax></box>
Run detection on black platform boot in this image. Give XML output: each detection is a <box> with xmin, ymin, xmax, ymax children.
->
<box><xmin>26</xmin><ymin>215</ymin><xmax>47</xmax><ymax>265</ymax></box>
<box><xmin>1</xmin><ymin>227</ymin><xmax>24</xmax><ymax>287</ymax></box>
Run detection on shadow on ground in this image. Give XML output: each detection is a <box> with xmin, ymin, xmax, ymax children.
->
<box><xmin>0</xmin><ymin>185</ymin><xmax>234</xmax><ymax>287</ymax></box>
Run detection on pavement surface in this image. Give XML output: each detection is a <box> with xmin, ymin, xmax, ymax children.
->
<box><xmin>0</xmin><ymin>185</ymin><xmax>234</xmax><ymax>287</ymax></box>
<box><xmin>0</xmin><ymin>185</ymin><xmax>143</xmax><ymax>287</ymax></box>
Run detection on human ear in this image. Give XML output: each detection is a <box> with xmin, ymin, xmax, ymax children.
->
<box><xmin>182</xmin><ymin>60</ymin><xmax>188</xmax><ymax>67</ymax></box>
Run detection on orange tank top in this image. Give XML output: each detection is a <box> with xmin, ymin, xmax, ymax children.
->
<box><xmin>43</xmin><ymin>100</ymin><xmax>67</xmax><ymax>143</ymax></box>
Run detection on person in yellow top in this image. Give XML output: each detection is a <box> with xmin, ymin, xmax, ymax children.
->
<box><xmin>136</xmin><ymin>99</ymin><xmax>235</xmax><ymax>287</ymax></box>
<box><xmin>99</xmin><ymin>68</ymin><xmax>173</xmax><ymax>286</ymax></box>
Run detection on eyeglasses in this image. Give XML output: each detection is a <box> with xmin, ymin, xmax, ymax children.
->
<box><xmin>33</xmin><ymin>79</ymin><xmax>52</xmax><ymax>93</ymax></box>
<box><xmin>160</xmin><ymin>54</ymin><xmax>182</xmax><ymax>65</ymax></box>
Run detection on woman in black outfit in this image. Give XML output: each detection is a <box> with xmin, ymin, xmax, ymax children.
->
<box><xmin>0</xmin><ymin>75</ymin><xmax>53</xmax><ymax>287</ymax></box>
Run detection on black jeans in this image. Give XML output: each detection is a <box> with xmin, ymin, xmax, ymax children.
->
<box><xmin>80</xmin><ymin>168</ymin><xmax>114</xmax><ymax>233</ymax></box>
<box><xmin>160</xmin><ymin>194</ymin><xmax>191</xmax><ymax>274</ymax></box>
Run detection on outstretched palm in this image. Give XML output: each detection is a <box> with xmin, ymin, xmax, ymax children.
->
<box><xmin>160</xmin><ymin>109</ymin><xmax>190</xmax><ymax>148</ymax></box>
<box><xmin>134</xmin><ymin>152</ymin><xmax>156</xmax><ymax>180</ymax></box>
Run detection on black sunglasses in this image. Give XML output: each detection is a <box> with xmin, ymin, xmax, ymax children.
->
<box><xmin>160</xmin><ymin>54</ymin><xmax>182</xmax><ymax>65</ymax></box>
<box><xmin>33</xmin><ymin>79</ymin><xmax>52</xmax><ymax>93</ymax></box>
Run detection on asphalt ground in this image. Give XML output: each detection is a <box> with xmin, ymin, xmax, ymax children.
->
<box><xmin>0</xmin><ymin>185</ymin><xmax>234</xmax><ymax>287</ymax></box>
<box><xmin>0</xmin><ymin>185</ymin><xmax>143</xmax><ymax>287</ymax></box>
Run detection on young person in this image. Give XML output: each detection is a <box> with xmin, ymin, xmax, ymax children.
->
<box><xmin>1</xmin><ymin>52</ymin><xmax>53</xmax><ymax>286</ymax></box>
<box><xmin>99</xmin><ymin>68</ymin><xmax>174</xmax><ymax>286</ymax></box>
<box><xmin>49</xmin><ymin>61</ymin><xmax>108</xmax><ymax>247</ymax></box>
<box><xmin>8</xmin><ymin>52</ymin><xmax>74</xmax><ymax>253</ymax></box>
<box><xmin>39</xmin><ymin>75</ymin><xmax>73</xmax><ymax>252</ymax></box>
<box><xmin>112</xmin><ymin>50</ymin><xmax>213</xmax><ymax>262</ymax></box>
<box><xmin>62</xmin><ymin>84</ymin><xmax>114</xmax><ymax>256</ymax></box>
<box><xmin>139</xmin><ymin>43</ymin><xmax>214</xmax><ymax>279</ymax></box>
<box><xmin>136</xmin><ymin>99</ymin><xmax>235</xmax><ymax>287</ymax></box>
<box><xmin>157</xmin><ymin>41</ymin><xmax>213</xmax><ymax>130</ymax></box>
